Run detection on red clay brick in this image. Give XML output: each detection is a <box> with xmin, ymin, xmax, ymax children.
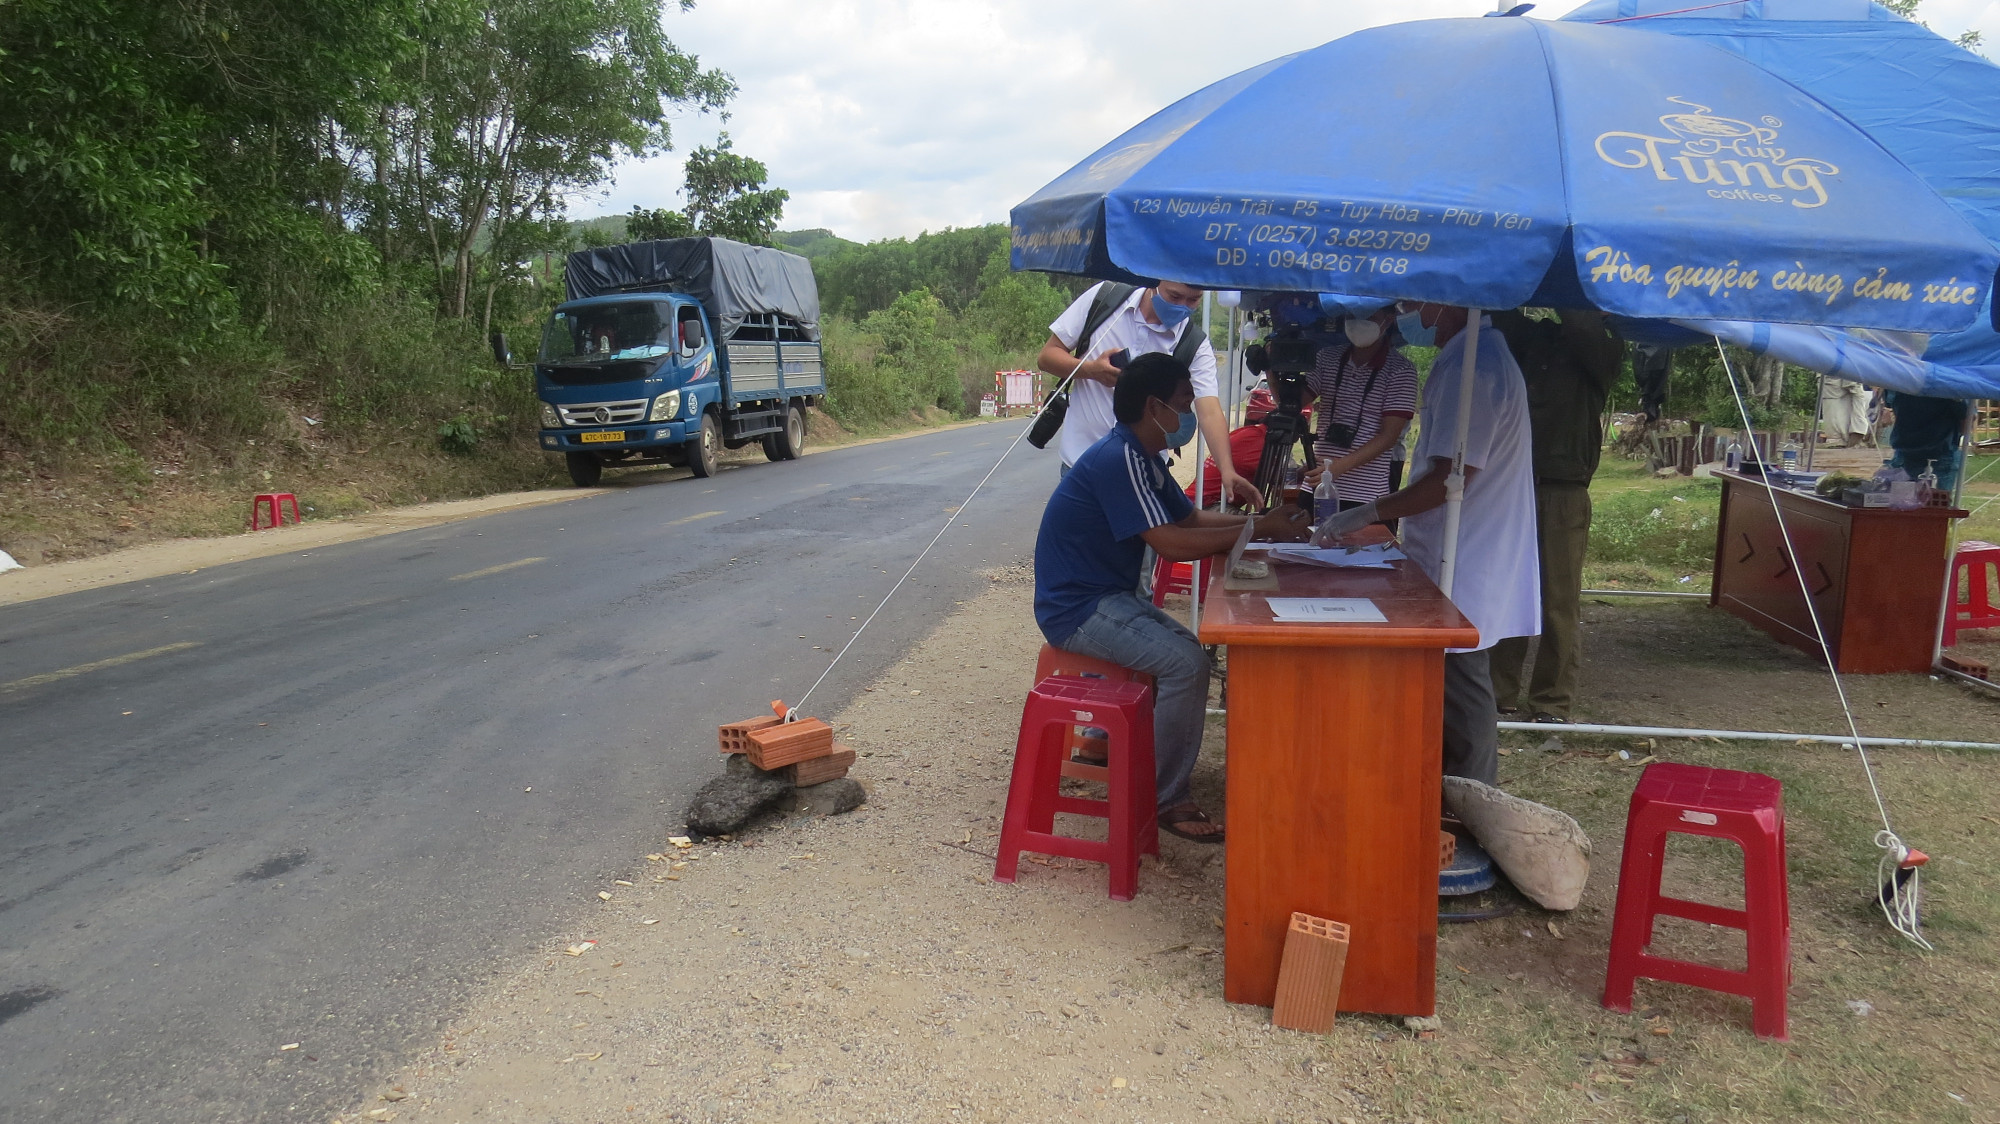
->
<box><xmin>746</xmin><ymin>717</ymin><xmax>835</xmax><ymax>769</ymax></box>
<box><xmin>793</xmin><ymin>747</ymin><xmax>857</xmax><ymax>787</ymax></box>
<box><xmin>1271</xmin><ymin>913</ymin><xmax>1350</xmax><ymax>1034</ymax></box>
<box><xmin>718</xmin><ymin>715</ymin><xmax>783</xmax><ymax>755</ymax></box>
<box><xmin>1942</xmin><ymin>654</ymin><xmax>1990</xmax><ymax>681</ymax></box>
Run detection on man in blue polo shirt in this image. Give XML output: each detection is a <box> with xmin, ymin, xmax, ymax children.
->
<box><xmin>1035</xmin><ymin>353</ymin><xmax>1308</xmax><ymax>843</ymax></box>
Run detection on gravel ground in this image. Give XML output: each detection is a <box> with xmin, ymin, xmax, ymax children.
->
<box><xmin>335</xmin><ymin>564</ymin><xmax>1387</xmax><ymax>1124</ymax></box>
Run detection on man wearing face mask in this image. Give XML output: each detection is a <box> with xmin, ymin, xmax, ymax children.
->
<box><xmin>1314</xmin><ymin>304</ymin><xmax>1539</xmax><ymax>787</ymax></box>
<box><xmin>1301</xmin><ymin>306</ymin><xmax>1418</xmax><ymax>509</ymax></box>
<box><xmin>1038</xmin><ymin>281</ymin><xmax>1261</xmax><ymax>506</ymax></box>
<box><xmin>1035</xmin><ymin>354</ymin><xmax>1310</xmax><ymax>842</ymax></box>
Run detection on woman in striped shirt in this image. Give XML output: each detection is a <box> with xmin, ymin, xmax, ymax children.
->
<box><xmin>1303</xmin><ymin>307</ymin><xmax>1418</xmax><ymax>509</ymax></box>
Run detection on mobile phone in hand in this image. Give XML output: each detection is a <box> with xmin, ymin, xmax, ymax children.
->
<box><xmin>1107</xmin><ymin>348</ymin><xmax>1132</xmax><ymax>369</ymax></box>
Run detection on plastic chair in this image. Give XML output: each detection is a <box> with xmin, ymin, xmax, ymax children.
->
<box><xmin>1944</xmin><ymin>541</ymin><xmax>2000</xmax><ymax>647</ymax></box>
<box><xmin>1603</xmin><ymin>762</ymin><xmax>1791</xmax><ymax>1040</ymax></box>
<box><xmin>993</xmin><ymin>676</ymin><xmax>1158</xmax><ymax>901</ymax></box>
<box><xmin>1033</xmin><ymin>644</ymin><xmax>1153</xmax><ymax>784</ymax></box>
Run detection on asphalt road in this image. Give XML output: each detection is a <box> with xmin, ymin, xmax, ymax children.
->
<box><xmin>0</xmin><ymin>420</ymin><xmax>1053</xmax><ymax>1123</ymax></box>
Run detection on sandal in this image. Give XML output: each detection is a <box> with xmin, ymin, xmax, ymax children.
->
<box><xmin>1159</xmin><ymin>805</ymin><xmax>1225</xmax><ymax>844</ymax></box>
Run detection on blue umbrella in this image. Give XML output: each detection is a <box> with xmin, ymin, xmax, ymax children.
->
<box><xmin>1011</xmin><ymin>14</ymin><xmax>1998</xmax><ymax>335</ymax></box>
<box><xmin>1560</xmin><ymin>0</ymin><xmax>2000</xmax><ymax>399</ymax></box>
<box><xmin>1012</xmin><ymin>12</ymin><xmax>2000</xmax><ymax>598</ymax></box>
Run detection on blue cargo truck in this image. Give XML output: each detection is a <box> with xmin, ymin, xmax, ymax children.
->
<box><xmin>493</xmin><ymin>237</ymin><xmax>826</xmax><ymax>486</ymax></box>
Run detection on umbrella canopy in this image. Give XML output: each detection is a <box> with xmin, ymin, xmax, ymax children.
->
<box><xmin>1011</xmin><ymin>14</ymin><xmax>1998</xmax><ymax>334</ymax></box>
<box><xmin>1561</xmin><ymin>0</ymin><xmax>2000</xmax><ymax>397</ymax></box>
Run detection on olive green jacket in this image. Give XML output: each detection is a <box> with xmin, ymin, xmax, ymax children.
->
<box><xmin>1492</xmin><ymin>308</ymin><xmax>1624</xmax><ymax>486</ymax></box>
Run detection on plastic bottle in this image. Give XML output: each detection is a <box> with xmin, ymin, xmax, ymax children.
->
<box><xmin>1312</xmin><ymin>470</ymin><xmax>1337</xmax><ymax>524</ymax></box>
<box><xmin>1917</xmin><ymin>459</ymin><xmax>1939</xmax><ymax>505</ymax></box>
<box><xmin>1780</xmin><ymin>437</ymin><xmax>1801</xmax><ymax>472</ymax></box>
<box><xmin>1724</xmin><ymin>437</ymin><xmax>1743</xmax><ymax>472</ymax></box>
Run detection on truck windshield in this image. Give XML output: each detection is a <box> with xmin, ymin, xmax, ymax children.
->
<box><xmin>539</xmin><ymin>302</ymin><xmax>675</xmax><ymax>364</ymax></box>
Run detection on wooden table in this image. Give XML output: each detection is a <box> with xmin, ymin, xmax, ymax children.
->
<box><xmin>1711</xmin><ymin>471</ymin><xmax>1965</xmax><ymax>674</ymax></box>
<box><xmin>1198</xmin><ymin>553</ymin><xmax>1478</xmax><ymax>1016</ymax></box>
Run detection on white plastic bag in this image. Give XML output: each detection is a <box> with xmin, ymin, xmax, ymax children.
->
<box><xmin>0</xmin><ymin>550</ymin><xmax>22</xmax><ymax>574</ymax></box>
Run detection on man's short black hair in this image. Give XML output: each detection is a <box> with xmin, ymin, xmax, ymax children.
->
<box><xmin>1113</xmin><ymin>352</ymin><xmax>1193</xmax><ymax>424</ymax></box>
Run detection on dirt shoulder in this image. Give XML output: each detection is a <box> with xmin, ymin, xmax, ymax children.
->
<box><xmin>331</xmin><ymin>573</ymin><xmax>2000</xmax><ymax>1124</ymax></box>
<box><xmin>0</xmin><ymin>414</ymin><xmax>1012</xmax><ymax>608</ymax></box>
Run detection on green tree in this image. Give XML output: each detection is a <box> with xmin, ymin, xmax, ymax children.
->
<box><xmin>680</xmin><ymin>134</ymin><xmax>788</xmax><ymax>245</ymax></box>
<box><xmin>862</xmin><ymin>289</ymin><xmax>959</xmax><ymax>412</ymax></box>
<box><xmin>626</xmin><ymin>205</ymin><xmax>695</xmax><ymax>241</ymax></box>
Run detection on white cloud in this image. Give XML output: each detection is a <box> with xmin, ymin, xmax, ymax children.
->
<box><xmin>584</xmin><ymin>0</ymin><xmax>2000</xmax><ymax>243</ymax></box>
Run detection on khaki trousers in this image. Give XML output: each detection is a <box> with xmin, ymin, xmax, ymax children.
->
<box><xmin>1491</xmin><ymin>481</ymin><xmax>1590</xmax><ymax>718</ymax></box>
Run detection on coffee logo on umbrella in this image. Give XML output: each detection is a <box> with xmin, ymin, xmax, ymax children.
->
<box><xmin>1596</xmin><ymin>98</ymin><xmax>1838</xmax><ymax>209</ymax></box>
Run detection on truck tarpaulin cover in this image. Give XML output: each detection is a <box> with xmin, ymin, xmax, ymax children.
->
<box><xmin>563</xmin><ymin>237</ymin><xmax>821</xmax><ymax>342</ymax></box>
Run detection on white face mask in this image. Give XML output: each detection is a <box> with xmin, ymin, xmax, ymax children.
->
<box><xmin>1343</xmin><ymin>318</ymin><xmax>1383</xmax><ymax>348</ymax></box>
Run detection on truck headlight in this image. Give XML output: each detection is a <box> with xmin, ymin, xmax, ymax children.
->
<box><xmin>650</xmin><ymin>390</ymin><xmax>682</xmax><ymax>422</ymax></box>
<box><xmin>539</xmin><ymin>402</ymin><xmax>561</xmax><ymax>428</ymax></box>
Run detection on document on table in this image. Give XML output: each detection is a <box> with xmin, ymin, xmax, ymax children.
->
<box><xmin>1266</xmin><ymin>597</ymin><xmax>1390</xmax><ymax>624</ymax></box>
<box><xmin>1265</xmin><ymin>543</ymin><xmax>1407</xmax><ymax>569</ymax></box>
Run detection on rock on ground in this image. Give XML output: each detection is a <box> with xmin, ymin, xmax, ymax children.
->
<box><xmin>684</xmin><ymin>754</ymin><xmax>793</xmax><ymax>835</ymax></box>
<box><xmin>792</xmin><ymin>777</ymin><xmax>865</xmax><ymax>816</ymax></box>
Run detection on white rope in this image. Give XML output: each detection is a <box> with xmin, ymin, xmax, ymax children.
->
<box><xmin>1713</xmin><ymin>340</ymin><xmax>1931</xmax><ymax>949</ymax></box>
<box><xmin>787</xmin><ymin>362</ymin><xmax>1080</xmax><ymax>720</ymax></box>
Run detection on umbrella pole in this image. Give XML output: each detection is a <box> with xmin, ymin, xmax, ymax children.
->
<box><xmin>1438</xmin><ymin>307</ymin><xmax>1482</xmax><ymax>599</ymax></box>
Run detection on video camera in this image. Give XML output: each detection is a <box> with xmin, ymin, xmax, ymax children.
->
<box><xmin>1244</xmin><ymin>329</ymin><xmax>1320</xmax><ymax>508</ymax></box>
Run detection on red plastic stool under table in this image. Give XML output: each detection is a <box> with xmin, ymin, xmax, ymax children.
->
<box><xmin>1944</xmin><ymin>540</ymin><xmax>2000</xmax><ymax>647</ymax></box>
<box><xmin>1032</xmin><ymin>644</ymin><xmax>1154</xmax><ymax>786</ymax></box>
<box><xmin>1149</xmin><ymin>556</ymin><xmax>1212</xmax><ymax>608</ymax></box>
<box><xmin>994</xmin><ymin>676</ymin><xmax>1158</xmax><ymax>901</ymax></box>
<box><xmin>1603</xmin><ymin>762</ymin><xmax>1791</xmax><ymax>1040</ymax></box>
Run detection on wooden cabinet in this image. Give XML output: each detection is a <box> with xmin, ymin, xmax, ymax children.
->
<box><xmin>1711</xmin><ymin>471</ymin><xmax>1962</xmax><ymax>674</ymax></box>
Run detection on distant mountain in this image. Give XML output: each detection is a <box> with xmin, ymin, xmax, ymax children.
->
<box><xmin>773</xmin><ymin>229</ymin><xmax>862</xmax><ymax>260</ymax></box>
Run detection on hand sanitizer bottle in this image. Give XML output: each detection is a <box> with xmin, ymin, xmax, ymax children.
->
<box><xmin>1724</xmin><ymin>437</ymin><xmax>1743</xmax><ymax>472</ymax></box>
<box><xmin>1312</xmin><ymin>471</ymin><xmax>1336</xmax><ymax>524</ymax></box>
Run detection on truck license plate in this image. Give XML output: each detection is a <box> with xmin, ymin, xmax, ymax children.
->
<box><xmin>580</xmin><ymin>430</ymin><xmax>625</xmax><ymax>443</ymax></box>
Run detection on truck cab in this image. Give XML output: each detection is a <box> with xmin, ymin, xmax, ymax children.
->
<box><xmin>534</xmin><ymin>295</ymin><xmax>719</xmax><ymax>485</ymax></box>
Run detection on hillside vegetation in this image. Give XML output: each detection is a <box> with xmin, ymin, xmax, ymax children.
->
<box><xmin>0</xmin><ymin>0</ymin><xmax>1073</xmax><ymax>565</ymax></box>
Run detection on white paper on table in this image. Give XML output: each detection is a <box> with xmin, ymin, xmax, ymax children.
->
<box><xmin>1266</xmin><ymin>543</ymin><xmax>1406</xmax><ymax>569</ymax></box>
<box><xmin>1266</xmin><ymin>597</ymin><xmax>1390</xmax><ymax>624</ymax></box>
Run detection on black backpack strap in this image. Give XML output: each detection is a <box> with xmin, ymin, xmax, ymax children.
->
<box><xmin>1069</xmin><ymin>282</ymin><xmax>1137</xmax><ymax>359</ymax></box>
<box><xmin>1171</xmin><ymin>315</ymin><xmax>1206</xmax><ymax>368</ymax></box>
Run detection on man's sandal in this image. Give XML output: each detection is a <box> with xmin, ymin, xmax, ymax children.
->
<box><xmin>1159</xmin><ymin>806</ymin><xmax>1225</xmax><ymax>844</ymax></box>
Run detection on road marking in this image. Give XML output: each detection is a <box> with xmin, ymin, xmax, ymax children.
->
<box><xmin>931</xmin><ymin>451</ymin><xmax>952</xmax><ymax>457</ymax></box>
<box><xmin>448</xmin><ymin>557</ymin><xmax>547</xmax><ymax>582</ymax></box>
<box><xmin>1</xmin><ymin>641</ymin><xmax>202</xmax><ymax>695</ymax></box>
<box><xmin>667</xmin><ymin>510</ymin><xmax>724</xmax><ymax>526</ymax></box>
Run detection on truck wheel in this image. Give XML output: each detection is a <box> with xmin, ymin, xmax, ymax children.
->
<box><xmin>687</xmin><ymin>412</ymin><xmax>720</xmax><ymax>478</ymax></box>
<box><xmin>565</xmin><ymin>452</ymin><xmax>603</xmax><ymax>487</ymax></box>
<box><xmin>761</xmin><ymin>432</ymin><xmax>785</xmax><ymax>462</ymax></box>
<box><xmin>776</xmin><ymin>402</ymin><xmax>807</xmax><ymax>461</ymax></box>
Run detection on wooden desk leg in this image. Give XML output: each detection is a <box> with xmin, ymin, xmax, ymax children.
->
<box><xmin>1222</xmin><ymin>643</ymin><xmax>1442</xmax><ymax>1016</ymax></box>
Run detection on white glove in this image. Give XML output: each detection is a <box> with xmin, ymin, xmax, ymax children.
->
<box><xmin>1311</xmin><ymin>501</ymin><xmax>1380</xmax><ymax>547</ymax></box>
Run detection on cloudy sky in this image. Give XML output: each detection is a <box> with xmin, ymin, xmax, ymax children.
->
<box><xmin>584</xmin><ymin>0</ymin><xmax>2000</xmax><ymax>244</ymax></box>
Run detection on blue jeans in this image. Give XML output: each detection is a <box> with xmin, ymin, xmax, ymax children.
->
<box><xmin>1059</xmin><ymin>592</ymin><xmax>1212</xmax><ymax>811</ymax></box>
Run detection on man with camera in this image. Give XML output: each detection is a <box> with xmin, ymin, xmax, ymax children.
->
<box><xmin>1036</xmin><ymin>281</ymin><xmax>1262</xmax><ymax>507</ymax></box>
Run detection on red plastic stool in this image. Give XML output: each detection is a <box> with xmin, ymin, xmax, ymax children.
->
<box><xmin>249</xmin><ymin>493</ymin><xmax>300</xmax><ymax>531</ymax></box>
<box><xmin>1603</xmin><ymin>762</ymin><xmax>1791</xmax><ymax>1040</ymax></box>
<box><xmin>1944</xmin><ymin>540</ymin><xmax>2000</xmax><ymax>647</ymax></box>
<box><xmin>994</xmin><ymin>676</ymin><xmax>1158</xmax><ymax>901</ymax></box>
<box><xmin>1149</xmin><ymin>556</ymin><xmax>1213</xmax><ymax>607</ymax></box>
<box><xmin>1033</xmin><ymin>644</ymin><xmax>1154</xmax><ymax>785</ymax></box>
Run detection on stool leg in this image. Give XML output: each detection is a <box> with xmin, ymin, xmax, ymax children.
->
<box><xmin>1602</xmin><ymin>818</ymin><xmax>1666</xmax><ymax>1013</ymax></box>
<box><xmin>1103</xmin><ymin>710</ymin><xmax>1139</xmax><ymax>902</ymax></box>
<box><xmin>1742</xmin><ymin>825</ymin><xmax>1791</xmax><ymax>1041</ymax></box>
<box><xmin>1131</xmin><ymin>692</ymin><xmax>1159</xmax><ymax>859</ymax></box>
<box><xmin>993</xmin><ymin>713</ymin><xmax>1053</xmax><ymax>885</ymax></box>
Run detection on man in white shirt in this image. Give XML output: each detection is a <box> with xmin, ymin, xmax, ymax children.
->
<box><xmin>1037</xmin><ymin>281</ymin><xmax>1261</xmax><ymax>506</ymax></box>
<box><xmin>1315</xmin><ymin>303</ymin><xmax>1540</xmax><ymax>785</ymax></box>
